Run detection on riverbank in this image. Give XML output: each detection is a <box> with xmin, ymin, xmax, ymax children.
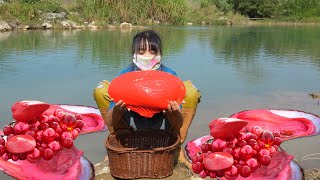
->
<box><xmin>0</xmin><ymin>18</ymin><xmax>150</xmax><ymax>31</ymax></box>
<box><xmin>305</xmin><ymin>168</ymin><xmax>320</xmax><ymax>180</ymax></box>
<box><xmin>1</xmin><ymin>0</ymin><xmax>319</xmax><ymax>32</ymax></box>
<box><xmin>0</xmin><ymin>0</ymin><xmax>244</xmax><ymax>31</ymax></box>
<box><xmin>93</xmin><ymin>159</ymin><xmax>320</xmax><ymax>179</ymax></box>
<box><xmin>1</xmin><ymin>18</ymin><xmax>320</xmax><ymax>33</ymax></box>
<box><xmin>94</xmin><ymin>159</ymin><xmax>195</xmax><ymax>180</ymax></box>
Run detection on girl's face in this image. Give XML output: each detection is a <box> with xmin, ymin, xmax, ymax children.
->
<box><xmin>136</xmin><ymin>40</ymin><xmax>159</xmax><ymax>58</ymax></box>
<box><xmin>133</xmin><ymin>40</ymin><xmax>162</xmax><ymax>71</ymax></box>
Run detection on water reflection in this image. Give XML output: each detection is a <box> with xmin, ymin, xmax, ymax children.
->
<box><xmin>2</xmin><ymin>26</ymin><xmax>319</xmax><ymax>71</ymax></box>
<box><xmin>208</xmin><ymin>26</ymin><xmax>320</xmax><ymax>64</ymax></box>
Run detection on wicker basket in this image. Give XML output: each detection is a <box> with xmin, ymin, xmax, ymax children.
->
<box><xmin>105</xmin><ymin>129</ymin><xmax>180</xmax><ymax>179</ymax></box>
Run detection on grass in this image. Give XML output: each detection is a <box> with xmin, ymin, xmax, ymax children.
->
<box><xmin>0</xmin><ymin>0</ymin><xmax>319</xmax><ymax>26</ymax></box>
<box><xmin>0</xmin><ymin>0</ymin><xmax>64</xmax><ymax>24</ymax></box>
<box><xmin>0</xmin><ymin>0</ymin><xmax>243</xmax><ymax>26</ymax></box>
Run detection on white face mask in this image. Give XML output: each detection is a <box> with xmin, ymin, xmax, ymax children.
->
<box><xmin>133</xmin><ymin>54</ymin><xmax>161</xmax><ymax>70</ymax></box>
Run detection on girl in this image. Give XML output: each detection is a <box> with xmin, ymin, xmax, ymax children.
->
<box><xmin>105</xmin><ymin>30</ymin><xmax>183</xmax><ymax>134</ymax></box>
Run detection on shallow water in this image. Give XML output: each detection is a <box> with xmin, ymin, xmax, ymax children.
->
<box><xmin>0</xmin><ymin>26</ymin><xmax>320</xmax><ymax>178</ymax></box>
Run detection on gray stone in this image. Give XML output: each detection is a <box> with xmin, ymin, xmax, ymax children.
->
<box><xmin>23</xmin><ymin>25</ymin><xmax>30</xmax><ymax>30</ymax></box>
<box><xmin>218</xmin><ymin>16</ymin><xmax>228</xmax><ymax>21</ymax></box>
<box><xmin>201</xmin><ymin>21</ymin><xmax>208</xmax><ymax>25</ymax></box>
<box><xmin>60</xmin><ymin>20</ymin><xmax>72</xmax><ymax>29</ymax></box>
<box><xmin>153</xmin><ymin>20</ymin><xmax>160</xmax><ymax>24</ymax></box>
<box><xmin>60</xmin><ymin>20</ymin><xmax>85</xmax><ymax>29</ymax></box>
<box><xmin>68</xmin><ymin>20</ymin><xmax>84</xmax><ymax>29</ymax></box>
<box><xmin>40</xmin><ymin>12</ymin><xmax>66</xmax><ymax>21</ymax></box>
<box><xmin>88</xmin><ymin>22</ymin><xmax>99</xmax><ymax>29</ymax></box>
<box><xmin>0</xmin><ymin>20</ymin><xmax>12</xmax><ymax>31</ymax></box>
<box><xmin>7</xmin><ymin>20</ymin><xmax>19</xmax><ymax>29</ymax></box>
<box><xmin>41</xmin><ymin>22</ymin><xmax>53</xmax><ymax>29</ymax></box>
<box><xmin>120</xmin><ymin>22</ymin><xmax>132</xmax><ymax>29</ymax></box>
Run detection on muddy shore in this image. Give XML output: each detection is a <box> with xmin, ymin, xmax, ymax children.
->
<box><xmin>94</xmin><ymin>158</ymin><xmax>320</xmax><ymax>180</ymax></box>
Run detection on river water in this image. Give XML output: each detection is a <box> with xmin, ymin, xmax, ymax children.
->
<box><xmin>0</xmin><ymin>25</ymin><xmax>320</xmax><ymax>178</ymax></box>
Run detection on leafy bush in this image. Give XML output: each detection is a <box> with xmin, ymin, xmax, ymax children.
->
<box><xmin>232</xmin><ymin>0</ymin><xmax>279</xmax><ymax>18</ymax></box>
<box><xmin>213</xmin><ymin>0</ymin><xmax>232</xmax><ymax>12</ymax></box>
<box><xmin>69</xmin><ymin>0</ymin><xmax>187</xmax><ymax>25</ymax></box>
<box><xmin>1</xmin><ymin>0</ymin><xmax>319</xmax><ymax>25</ymax></box>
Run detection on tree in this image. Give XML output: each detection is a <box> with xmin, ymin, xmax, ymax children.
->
<box><xmin>229</xmin><ymin>0</ymin><xmax>279</xmax><ymax>18</ymax></box>
<box><xmin>213</xmin><ymin>0</ymin><xmax>232</xmax><ymax>12</ymax></box>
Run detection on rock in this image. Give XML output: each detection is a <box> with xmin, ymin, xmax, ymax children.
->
<box><xmin>0</xmin><ymin>20</ymin><xmax>12</xmax><ymax>31</ymax></box>
<box><xmin>23</xmin><ymin>25</ymin><xmax>30</xmax><ymax>30</ymax></box>
<box><xmin>67</xmin><ymin>21</ymin><xmax>76</xmax><ymax>28</ymax></box>
<box><xmin>305</xmin><ymin>168</ymin><xmax>320</xmax><ymax>180</ymax></box>
<box><xmin>88</xmin><ymin>22</ymin><xmax>99</xmax><ymax>29</ymax></box>
<box><xmin>120</xmin><ymin>22</ymin><xmax>132</xmax><ymax>29</ymax></box>
<box><xmin>60</xmin><ymin>21</ymin><xmax>72</xmax><ymax>29</ymax></box>
<box><xmin>106</xmin><ymin>25</ymin><xmax>116</xmax><ymax>29</ymax></box>
<box><xmin>94</xmin><ymin>161</ymin><xmax>110</xmax><ymax>176</ymax></box>
<box><xmin>7</xmin><ymin>20</ymin><xmax>20</xmax><ymax>29</ymax></box>
<box><xmin>27</xmin><ymin>24</ymin><xmax>42</xmax><ymax>30</ymax></box>
<box><xmin>77</xmin><ymin>25</ymin><xmax>86</xmax><ymax>29</ymax></box>
<box><xmin>40</xmin><ymin>12</ymin><xmax>66</xmax><ymax>21</ymax></box>
<box><xmin>67</xmin><ymin>20</ymin><xmax>85</xmax><ymax>29</ymax></box>
<box><xmin>60</xmin><ymin>20</ymin><xmax>84</xmax><ymax>29</ymax></box>
<box><xmin>309</xmin><ymin>92</ymin><xmax>320</xmax><ymax>105</ymax></box>
<box><xmin>218</xmin><ymin>16</ymin><xmax>228</xmax><ymax>21</ymax></box>
<box><xmin>187</xmin><ymin>22</ymin><xmax>193</xmax><ymax>25</ymax></box>
<box><xmin>153</xmin><ymin>20</ymin><xmax>160</xmax><ymax>24</ymax></box>
<box><xmin>309</xmin><ymin>92</ymin><xmax>320</xmax><ymax>99</ymax></box>
<box><xmin>41</xmin><ymin>22</ymin><xmax>53</xmax><ymax>29</ymax></box>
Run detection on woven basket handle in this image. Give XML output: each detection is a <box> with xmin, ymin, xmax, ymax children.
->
<box><xmin>113</xmin><ymin>147</ymin><xmax>138</xmax><ymax>153</ymax></box>
<box><xmin>152</xmin><ymin>143</ymin><xmax>179</xmax><ymax>152</ymax></box>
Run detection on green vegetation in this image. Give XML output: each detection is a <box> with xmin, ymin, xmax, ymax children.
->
<box><xmin>0</xmin><ymin>0</ymin><xmax>319</xmax><ymax>26</ymax></box>
<box><xmin>72</xmin><ymin>0</ymin><xmax>188</xmax><ymax>25</ymax></box>
<box><xmin>230</xmin><ymin>0</ymin><xmax>320</xmax><ymax>21</ymax></box>
<box><xmin>0</xmin><ymin>0</ymin><xmax>63</xmax><ymax>23</ymax></box>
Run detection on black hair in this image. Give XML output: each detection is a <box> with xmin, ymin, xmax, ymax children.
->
<box><xmin>132</xmin><ymin>30</ymin><xmax>162</xmax><ymax>56</ymax></box>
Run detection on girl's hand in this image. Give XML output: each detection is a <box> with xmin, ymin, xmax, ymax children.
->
<box><xmin>105</xmin><ymin>100</ymin><xmax>128</xmax><ymax>132</ymax></box>
<box><xmin>166</xmin><ymin>101</ymin><xmax>183</xmax><ymax>132</ymax></box>
<box><xmin>112</xmin><ymin>100</ymin><xmax>126</xmax><ymax>120</ymax></box>
<box><xmin>167</xmin><ymin>101</ymin><xmax>180</xmax><ymax>112</ymax></box>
